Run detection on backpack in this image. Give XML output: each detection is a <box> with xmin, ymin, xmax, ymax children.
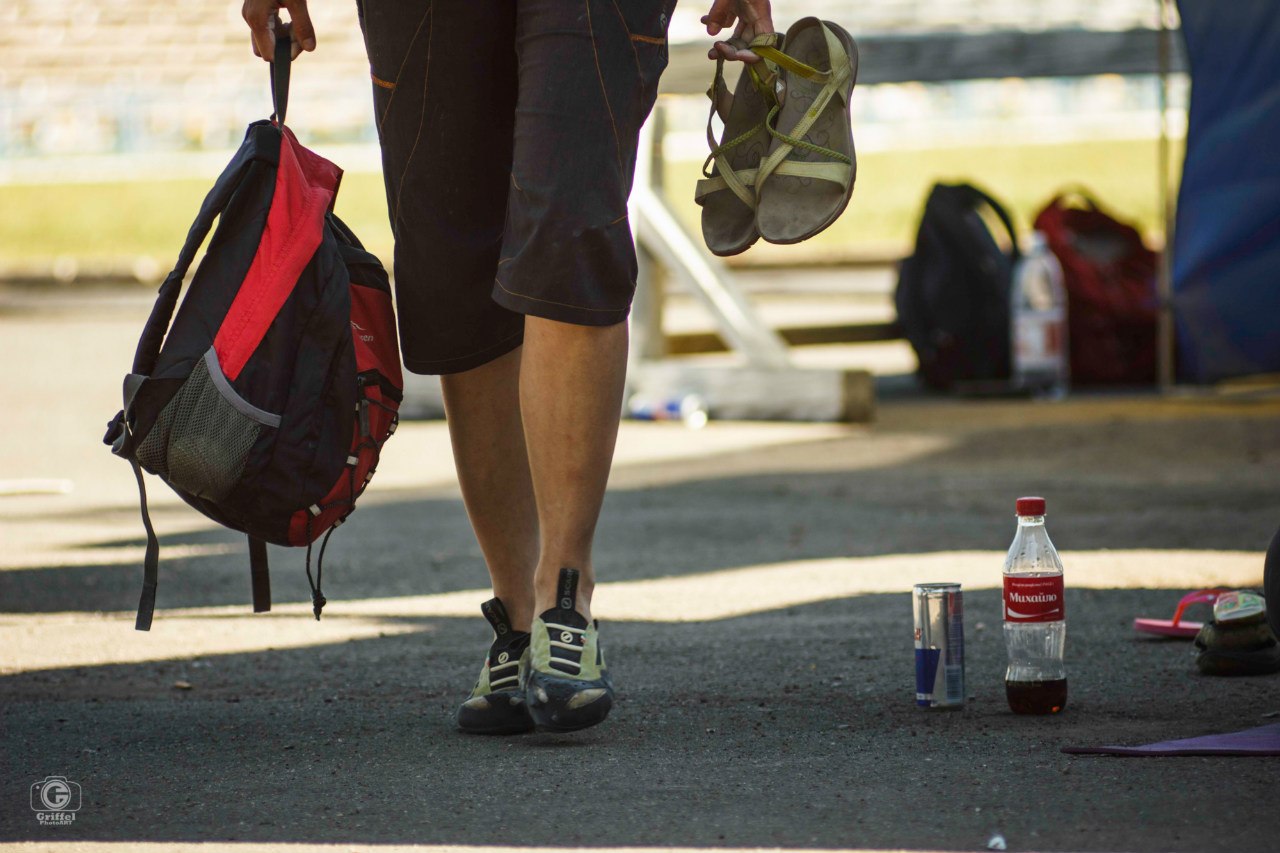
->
<box><xmin>895</xmin><ymin>183</ymin><xmax>1020</xmax><ymax>391</ymax></box>
<box><xmin>1033</xmin><ymin>193</ymin><xmax>1158</xmax><ymax>385</ymax></box>
<box><xmin>103</xmin><ymin>41</ymin><xmax>403</xmax><ymax>631</ymax></box>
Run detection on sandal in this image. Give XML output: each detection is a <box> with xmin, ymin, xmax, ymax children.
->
<box><xmin>695</xmin><ymin>33</ymin><xmax>784</xmax><ymax>257</ymax></box>
<box><xmin>1133</xmin><ymin>587</ymin><xmax>1231</xmax><ymax>638</ymax></box>
<box><xmin>753</xmin><ymin>18</ymin><xmax>859</xmax><ymax>244</ymax></box>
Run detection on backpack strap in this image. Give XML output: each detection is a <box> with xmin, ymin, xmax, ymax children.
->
<box><xmin>122</xmin><ymin>39</ymin><xmax>295</xmax><ymax>631</ymax></box>
<box><xmin>122</xmin><ymin>154</ymin><xmax>253</xmax><ymax>627</ymax></box>
<box><xmin>130</xmin><ymin>455</ymin><xmax>160</xmax><ymax>631</ymax></box>
<box><xmin>131</xmin><ymin>41</ymin><xmax>290</xmax><ymax>378</ymax></box>
<box><xmin>131</xmin><ymin>151</ymin><xmax>259</xmax><ymax>377</ymax></box>
<box><xmin>248</xmin><ymin>535</ymin><xmax>271</xmax><ymax>613</ymax></box>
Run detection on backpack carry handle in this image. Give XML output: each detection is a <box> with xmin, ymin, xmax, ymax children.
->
<box><xmin>1048</xmin><ymin>185</ymin><xmax>1102</xmax><ymax>215</ymax></box>
<box><xmin>963</xmin><ymin>184</ymin><xmax>1021</xmax><ymax>263</ymax></box>
<box><xmin>271</xmin><ymin>35</ymin><xmax>291</xmax><ymax>126</ymax></box>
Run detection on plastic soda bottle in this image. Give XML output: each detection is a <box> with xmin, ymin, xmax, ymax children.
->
<box><xmin>1010</xmin><ymin>231</ymin><xmax>1069</xmax><ymax>398</ymax></box>
<box><xmin>1002</xmin><ymin>496</ymin><xmax>1067</xmax><ymax>714</ymax></box>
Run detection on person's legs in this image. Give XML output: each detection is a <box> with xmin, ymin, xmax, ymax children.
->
<box><xmin>440</xmin><ymin>347</ymin><xmax>539</xmax><ymax>631</ymax></box>
<box><xmin>360</xmin><ymin>0</ymin><xmax>542</xmax><ymax>733</ymax></box>
<box><xmin>442</xmin><ymin>314</ymin><xmax>628</xmax><ymax>627</ymax></box>
<box><xmin>520</xmin><ymin>317</ymin><xmax>629</xmax><ymax>621</ymax></box>
<box><xmin>360</xmin><ymin>0</ymin><xmax>537</xmax><ymax>618</ymax></box>
<box><xmin>492</xmin><ymin>0</ymin><xmax>673</xmax><ymax>622</ymax></box>
<box><xmin>486</xmin><ymin>0</ymin><xmax>673</xmax><ymax>731</ymax></box>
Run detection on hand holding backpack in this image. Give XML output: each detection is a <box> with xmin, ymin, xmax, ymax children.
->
<box><xmin>103</xmin><ymin>39</ymin><xmax>403</xmax><ymax>630</ymax></box>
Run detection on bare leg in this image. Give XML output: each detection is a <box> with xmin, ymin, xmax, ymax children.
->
<box><xmin>439</xmin><ymin>347</ymin><xmax>540</xmax><ymax>632</ymax></box>
<box><xmin>519</xmin><ymin>316</ymin><xmax>629</xmax><ymax>620</ymax></box>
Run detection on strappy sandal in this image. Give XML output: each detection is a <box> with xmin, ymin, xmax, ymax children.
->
<box><xmin>753</xmin><ymin>18</ymin><xmax>859</xmax><ymax>244</ymax></box>
<box><xmin>695</xmin><ymin>33</ymin><xmax>784</xmax><ymax>257</ymax></box>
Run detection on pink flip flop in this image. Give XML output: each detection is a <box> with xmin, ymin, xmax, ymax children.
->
<box><xmin>1133</xmin><ymin>588</ymin><xmax>1232</xmax><ymax>638</ymax></box>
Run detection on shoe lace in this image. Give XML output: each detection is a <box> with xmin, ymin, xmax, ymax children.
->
<box><xmin>544</xmin><ymin>621</ymin><xmax>586</xmax><ymax>674</ymax></box>
<box><xmin>487</xmin><ymin>655</ymin><xmax>520</xmax><ymax>690</ymax></box>
<box><xmin>485</xmin><ymin>631</ymin><xmax>529</xmax><ymax>691</ymax></box>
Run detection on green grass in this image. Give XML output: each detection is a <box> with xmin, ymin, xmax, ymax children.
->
<box><xmin>667</xmin><ymin>137</ymin><xmax>1183</xmax><ymax>262</ymax></box>
<box><xmin>0</xmin><ymin>172</ymin><xmax>397</xmax><ymax>269</ymax></box>
<box><xmin>0</xmin><ymin>138</ymin><xmax>1181</xmax><ymax>270</ymax></box>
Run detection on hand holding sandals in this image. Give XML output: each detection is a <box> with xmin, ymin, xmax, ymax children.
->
<box><xmin>702</xmin><ymin>0</ymin><xmax>775</xmax><ymax>63</ymax></box>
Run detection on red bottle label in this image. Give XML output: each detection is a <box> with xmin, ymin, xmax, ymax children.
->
<box><xmin>1003</xmin><ymin>575</ymin><xmax>1065</xmax><ymax>623</ymax></box>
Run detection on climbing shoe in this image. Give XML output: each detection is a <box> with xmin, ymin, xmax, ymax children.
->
<box><xmin>456</xmin><ymin>597</ymin><xmax>535</xmax><ymax>734</ymax></box>
<box><xmin>1194</xmin><ymin>590</ymin><xmax>1280</xmax><ymax>676</ymax></box>
<box><xmin>523</xmin><ymin>568</ymin><xmax>614</xmax><ymax>732</ymax></box>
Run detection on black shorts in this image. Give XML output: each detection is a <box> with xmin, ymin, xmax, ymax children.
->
<box><xmin>357</xmin><ymin>0</ymin><xmax>675</xmax><ymax>375</ymax></box>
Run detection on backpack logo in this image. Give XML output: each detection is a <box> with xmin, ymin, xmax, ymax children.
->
<box><xmin>351</xmin><ymin>321</ymin><xmax>374</xmax><ymax>343</ymax></box>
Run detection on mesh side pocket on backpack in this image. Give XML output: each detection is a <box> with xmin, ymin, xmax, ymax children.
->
<box><xmin>135</xmin><ymin>348</ymin><xmax>281</xmax><ymax>501</ymax></box>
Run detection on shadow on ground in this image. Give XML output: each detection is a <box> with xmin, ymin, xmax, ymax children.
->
<box><xmin>3</xmin><ymin>398</ymin><xmax>1279</xmax><ymax>850</ymax></box>
<box><xmin>5</xmin><ymin>407</ymin><xmax>1278</xmax><ymax>614</ymax></box>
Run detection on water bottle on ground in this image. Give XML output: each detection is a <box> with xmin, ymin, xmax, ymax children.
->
<box><xmin>1003</xmin><ymin>496</ymin><xmax>1067</xmax><ymax>714</ymax></box>
<box><xmin>1011</xmin><ymin>231</ymin><xmax>1069</xmax><ymax>398</ymax></box>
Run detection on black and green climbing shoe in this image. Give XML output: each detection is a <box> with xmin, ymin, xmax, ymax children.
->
<box><xmin>523</xmin><ymin>568</ymin><xmax>614</xmax><ymax>733</ymax></box>
<box><xmin>456</xmin><ymin>597</ymin><xmax>535</xmax><ymax>734</ymax></box>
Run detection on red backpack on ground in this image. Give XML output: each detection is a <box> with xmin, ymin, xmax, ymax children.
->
<box><xmin>1034</xmin><ymin>193</ymin><xmax>1159</xmax><ymax>385</ymax></box>
<box><xmin>103</xmin><ymin>42</ymin><xmax>403</xmax><ymax>630</ymax></box>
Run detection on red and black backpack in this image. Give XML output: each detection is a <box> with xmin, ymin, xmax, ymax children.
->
<box><xmin>104</xmin><ymin>42</ymin><xmax>403</xmax><ymax>630</ymax></box>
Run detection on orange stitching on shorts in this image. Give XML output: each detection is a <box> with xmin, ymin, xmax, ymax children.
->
<box><xmin>495</xmin><ymin>278</ymin><xmax>629</xmax><ymax>314</ymax></box>
<box><xmin>609</xmin><ymin>213</ymin><xmax>629</xmax><ymax>225</ymax></box>
<box><xmin>610</xmin><ymin>0</ymin><xmax>642</xmax><ymax>72</ymax></box>
<box><xmin>391</xmin><ymin>3</ymin><xmax>434</xmax><ymax>237</ymax></box>
<box><xmin>371</xmin><ymin>74</ymin><xmax>396</xmax><ymax>90</ymax></box>
<box><xmin>585</xmin><ymin>0</ymin><xmax>624</xmax><ymax>174</ymax></box>
<box><xmin>375</xmin><ymin>3</ymin><xmax>432</xmax><ymax>136</ymax></box>
<box><xmin>630</xmin><ymin>33</ymin><xmax>666</xmax><ymax>45</ymax></box>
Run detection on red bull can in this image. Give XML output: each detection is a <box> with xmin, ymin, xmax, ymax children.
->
<box><xmin>625</xmin><ymin>393</ymin><xmax>709</xmax><ymax>429</ymax></box>
<box><xmin>914</xmin><ymin>583</ymin><xmax>965</xmax><ymax>708</ymax></box>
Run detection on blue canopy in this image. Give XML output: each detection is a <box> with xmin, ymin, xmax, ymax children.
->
<box><xmin>1173</xmin><ymin>0</ymin><xmax>1280</xmax><ymax>382</ymax></box>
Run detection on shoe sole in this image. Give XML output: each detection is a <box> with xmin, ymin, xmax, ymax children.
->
<box><xmin>524</xmin><ymin>670</ymin><xmax>614</xmax><ymax>733</ymax></box>
<box><xmin>1195</xmin><ymin>642</ymin><xmax>1280</xmax><ymax>676</ymax></box>
<box><xmin>455</xmin><ymin>691</ymin><xmax>535</xmax><ymax>735</ymax></box>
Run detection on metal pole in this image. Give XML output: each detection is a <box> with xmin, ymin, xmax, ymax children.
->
<box><xmin>630</xmin><ymin>103</ymin><xmax>668</xmax><ymax>363</ymax></box>
<box><xmin>1156</xmin><ymin>0</ymin><xmax>1177</xmax><ymax>392</ymax></box>
<box><xmin>627</xmin><ymin>100</ymin><xmax>791</xmax><ymax>369</ymax></box>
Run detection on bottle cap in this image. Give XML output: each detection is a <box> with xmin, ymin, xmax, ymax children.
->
<box><xmin>1016</xmin><ymin>496</ymin><xmax>1046</xmax><ymax>516</ymax></box>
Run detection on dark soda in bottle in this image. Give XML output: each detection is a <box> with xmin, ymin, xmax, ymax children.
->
<box><xmin>1003</xmin><ymin>496</ymin><xmax>1067</xmax><ymax>714</ymax></box>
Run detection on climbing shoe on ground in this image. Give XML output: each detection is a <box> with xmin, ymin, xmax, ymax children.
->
<box><xmin>523</xmin><ymin>568</ymin><xmax>614</xmax><ymax>732</ymax></box>
<box><xmin>1194</xmin><ymin>590</ymin><xmax>1280</xmax><ymax>676</ymax></box>
<box><xmin>456</xmin><ymin>597</ymin><xmax>535</xmax><ymax>734</ymax></box>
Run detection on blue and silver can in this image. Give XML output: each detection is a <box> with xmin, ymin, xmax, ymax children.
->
<box><xmin>913</xmin><ymin>582</ymin><xmax>965</xmax><ymax>708</ymax></box>
<box><xmin>626</xmin><ymin>393</ymin><xmax>709</xmax><ymax>429</ymax></box>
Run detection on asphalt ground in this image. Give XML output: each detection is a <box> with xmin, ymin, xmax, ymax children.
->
<box><xmin>2</xmin><ymin>291</ymin><xmax>1279</xmax><ymax>853</ymax></box>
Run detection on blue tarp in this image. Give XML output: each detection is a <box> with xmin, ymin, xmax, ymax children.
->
<box><xmin>1174</xmin><ymin>0</ymin><xmax>1280</xmax><ymax>383</ymax></box>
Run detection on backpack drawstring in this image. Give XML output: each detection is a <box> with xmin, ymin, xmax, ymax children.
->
<box><xmin>302</xmin><ymin>394</ymin><xmax>398</xmax><ymax>622</ymax></box>
<box><xmin>303</xmin><ymin>515</ymin><xmax>327</xmax><ymax>620</ymax></box>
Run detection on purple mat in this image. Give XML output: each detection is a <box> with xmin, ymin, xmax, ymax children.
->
<box><xmin>1063</xmin><ymin>722</ymin><xmax>1280</xmax><ymax>756</ymax></box>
